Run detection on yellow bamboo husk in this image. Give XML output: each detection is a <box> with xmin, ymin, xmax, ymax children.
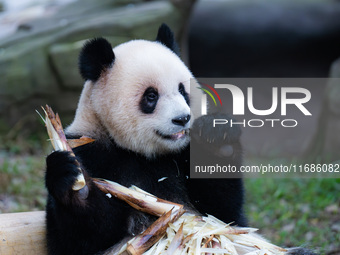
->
<box><xmin>39</xmin><ymin>105</ymin><xmax>86</xmax><ymax>191</ymax></box>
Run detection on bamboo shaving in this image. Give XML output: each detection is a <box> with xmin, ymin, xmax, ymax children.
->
<box><xmin>117</xmin><ymin>211</ymin><xmax>287</xmax><ymax>255</ymax></box>
<box><xmin>105</xmin><ymin>179</ymin><xmax>287</xmax><ymax>255</ymax></box>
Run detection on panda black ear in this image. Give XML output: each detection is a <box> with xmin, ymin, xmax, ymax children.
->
<box><xmin>78</xmin><ymin>38</ymin><xmax>115</xmax><ymax>81</ymax></box>
<box><xmin>156</xmin><ymin>23</ymin><xmax>180</xmax><ymax>56</ymax></box>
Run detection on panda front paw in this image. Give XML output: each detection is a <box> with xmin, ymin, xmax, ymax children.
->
<box><xmin>45</xmin><ymin>151</ymin><xmax>89</xmax><ymax>206</ymax></box>
<box><xmin>191</xmin><ymin>113</ymin><xmax>242</xmax><ymax>159</ymax></box>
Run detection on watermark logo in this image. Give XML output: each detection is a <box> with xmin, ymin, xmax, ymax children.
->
<box><xmin>190</xmin><ymin>78</ymin><xmax>337</xmax><ymax>179</ymax></box>
<box><xmin>197</xmin><ymin>82</ymin><xmax>312</xmax><ymax>128</ymax></box>
<box><xmin>197</xmin><ymin>83</ymin><xmax>222</xmax><ymax>115</ymax></box>
<box><xmin>199</xmin><ymin>84</ymin><xmax>311</xmax><ymax>116</ymax></box>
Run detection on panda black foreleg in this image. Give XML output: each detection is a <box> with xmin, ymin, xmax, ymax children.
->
<box><xmin>45</xmin><ymin>151</ymin><xmax>130</xmax><ymax>255</ymax></box>
<box><xmin>187</xmin><ymin>113</ymin><xmax>247</xmax><ymax>226</ymax></box>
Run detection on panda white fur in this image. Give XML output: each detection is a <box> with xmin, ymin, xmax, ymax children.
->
<box><xmin>67</xmin><ymin>38</ymin><xmax>193</xmax><ymax>157</ymax></box>
<box><xmin>45</xmin><ymin>24</ymin><xmax>316</xmax><ymax>255</ymax></box>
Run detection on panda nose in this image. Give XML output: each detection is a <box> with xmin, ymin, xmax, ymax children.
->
<box><xmin>172</xmin><ymin>115</ymin><xmax>191</xmax><ymax>126</ymax></box>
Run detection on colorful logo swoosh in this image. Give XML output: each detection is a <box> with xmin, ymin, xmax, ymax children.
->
<box><xmin>198</xmin><ymin>83</ymin><xmax>223</xmax><ymax>106</ymax></box>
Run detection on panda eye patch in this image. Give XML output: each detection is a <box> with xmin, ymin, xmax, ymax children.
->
<box><xmin>140</xmin><ymin>87</ymin><xmax>159</xmax><ymax>114</ymax></box>
<box><xmin>179</xmin><ymin>83</ymin><xmax>190</xmax><ymax>106</ymax></box>
<box><xmin>179</xmin><ymin>84</ymin><xmax>185</xmax><ymax>96</ymax></box>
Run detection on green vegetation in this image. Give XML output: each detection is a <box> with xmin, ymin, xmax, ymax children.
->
<box><xmin>245</xmin><ymin>178</ymin><xmax>340</xmax><ymax>254</ymax></box>
<box><xmin>0</xmin><ymin>154</ymin><xmax>46</xmax><ymax>212</ymax></box>
<box><xmin>0</xmin><ymin>134</ymin><xmax>49</xmax><ymax>213</ymax></box>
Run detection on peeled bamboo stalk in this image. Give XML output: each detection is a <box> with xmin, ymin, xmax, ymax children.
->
<box><xmin>39</xmin><ymin>105</ymin><xmax>86</xmax><ymax>191</ymax></box>
<box><xmin>93</xmin><ymin>179</ymin><xmax>185</xmax><ymax>219</ymax></box>
<box><xmin>39</xmin><ymin>105</ymin><xmax>72</xmax><ymax>152</ymax></box>
<box><xmin>125</xmin><ymin>210</ymin><xmax>173</xmax><ymax>255</ymax></box>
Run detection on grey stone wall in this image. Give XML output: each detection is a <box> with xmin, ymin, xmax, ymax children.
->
<box><xmin>0</xmin><ymin>0</ymin><xmax>194</xmax><ymax>135</ymax></box>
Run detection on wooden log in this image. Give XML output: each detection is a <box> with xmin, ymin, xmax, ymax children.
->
<box><xmin>0</xmin><ymin>211</ymin><xmax>47</xmax><ymax>255</ymax></box>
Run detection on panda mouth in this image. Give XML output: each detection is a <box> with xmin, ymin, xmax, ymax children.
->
<box><xmin>156</xmin><ymin>129</ymin><xmax>189</xmax><ymax>140</ymax></box>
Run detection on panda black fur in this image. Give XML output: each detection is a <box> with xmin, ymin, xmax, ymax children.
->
<box><xmin>45</xmin><ymin>24</ymin><xmax>315</xmax><ymax>255</ymax></box>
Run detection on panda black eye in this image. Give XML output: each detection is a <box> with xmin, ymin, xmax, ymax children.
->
<box><xmin>140</xmin><ymin>87</ymin><xmax>159</xmax><ymax>114</ymax></box>
<box><xmin>179</xmin><ymin>83</ymin><xmax>190</xmax><ymax>105</ymax></box>
<box><xmin>178</xmin><ymin>83</ymin><xmax>186</xmax><ymax>96</ymax></box>
<box><xmin>146</xmin><ymin>91</ymin><xmax>158</xmax><ymax>101</ymax></box>
<box><xmin>179</xmin><ymin>87</ymin><xmax>184</xmax><ymax>95</ymax></box>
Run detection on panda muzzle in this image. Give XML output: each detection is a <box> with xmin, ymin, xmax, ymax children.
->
<box><xmin>156</xmin><ymin>129</ymin><xmax>189</xmax><ymax>140</ymax></box>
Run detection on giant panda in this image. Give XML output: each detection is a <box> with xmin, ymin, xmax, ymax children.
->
<box><xmin>44</xmin><ymin>24</ymin><xmax>315</xmax><ymax>255</ymax></box>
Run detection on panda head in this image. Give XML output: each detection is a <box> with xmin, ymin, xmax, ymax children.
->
<box><xmin>67</xmin><ymin>24</ymin><xmax>197</xmax><ymax>158</ymax></box>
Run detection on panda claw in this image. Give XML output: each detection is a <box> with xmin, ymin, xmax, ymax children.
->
<box><xmin>72</xmin><ymin>172</ymin><xmax>86</xmax><ymax>191</ymax></box>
